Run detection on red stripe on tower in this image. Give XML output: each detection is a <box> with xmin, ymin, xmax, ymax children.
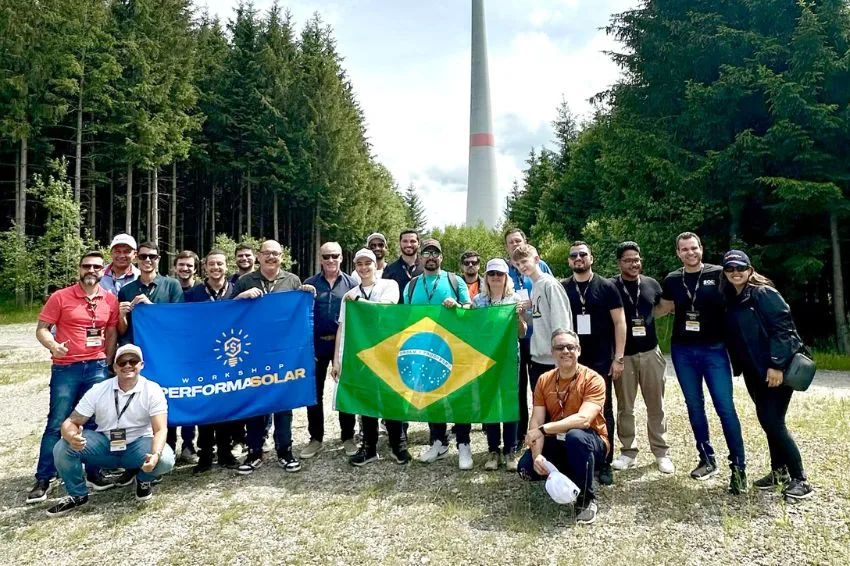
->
<box><xmin>470</xmin><ymin>133</ymin><xmax>495</xmax><ymax>147</ymax></box>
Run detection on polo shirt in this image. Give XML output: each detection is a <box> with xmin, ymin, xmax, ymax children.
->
<box><xmin>38</xmin><ymin>284</ymin><xmax>119</xmax><ymax>365</ymax></box>
<box><xmin>75</xmin><ymin>375</ymin><xmax>168</xmax><ymax>443</ymax></box>
<box><xmin>304</xmin><ymin>271</ymin><xmax>357</xmax><ymax>358</ymax></box>
<box><xmin>117</xmin><ymin>274</ymin><xmax>184</xmax><ymax>345</ymax></box>
<box><xmin>383</xmin><ymin>257</ymin><xmax>423</xmax><ymax>304</ymax></box>
<box><xmin>184</xmin><ymin>279</ymin><xmax>233</xmax><ymax>303</ymax></box>
<box><xmin>661</xmin><ymin>264</ymin><xmax>725</xmax><ymax>346</ymax></box>
<box><xmin>533</xmin><ymin>365</ymin><xmax>609</xmax><ymax>452</ymax></box>
<box><xmin>100</xmin><ymin>264</ymin><xmax>140</xmax><ymax>296</ymax></box>
<box><xmin>231</xmin><ymin>269</ymin><xmax>301</xmax><ymax>296</ymax></box>
<box><xmin>562</xmin><ymin>274</ymin><xmax>623</xmax><ymax>368</ymax></box>
<box><xmin>402</xmin><ymin>270</ymin><xmax>471</xmax><ymax>305</ymax></box>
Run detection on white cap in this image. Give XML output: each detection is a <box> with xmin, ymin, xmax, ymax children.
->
<box><xmin>485</xmin><ymin>258</ymin><xmax>509</xmax><ymax>273</ymax></box>
<box><xmin>353</xmin><ymin>248</ymin><xmax>376</xmax><ymax>263</ymax></box>
<box><xmin>115</xmin><ymin>344</ymin><xmax>143</xmax><ymax>362</ymax></box>
<box><xmin>544</xmin><ymin>459</ymin><xmax>580</xmax><ymax>504</ymax></box>
<box><xmin>366</xmin><ymin>232</ymin><xmax>387</xmax><ymax>246</ymax></box>
<box><xmin>110</xmin><ymin>233</ymin><xmax>137</xmax><ymax>250</ymax></box>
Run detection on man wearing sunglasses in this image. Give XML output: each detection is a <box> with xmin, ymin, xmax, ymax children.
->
<box><xmin>46</xmin><ymin>344</ymin><xmax>175</xmax><ymax>516</ymax></box>
<box><xmin>27</xmin><ymin>251</ymin><xmax>120</xmax><ymax>504</ymax></box>
<box><xmin>351</xmin><ymin>233</ymin><xmax>389</xmax><ymax>283</ymax></box>
<box><xmin>383</xmin><ymin>229</ymin><xmax>423</xmax><ymax>304</ymax></box>
<box><xmin>459</xmin><ymin>250</ymin><xmax>484</xmax><ymax>299</ymax></box>
<box><xmin>302</xmin><ymin>242</ymin><xmax>359</xmax><ymax>459</ymax></box>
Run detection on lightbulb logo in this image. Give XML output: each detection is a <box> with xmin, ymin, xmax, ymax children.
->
<box><xmin>214</xmin><ymin>328</ymin><xmax>252</xmax><ymax>367</ymax></box>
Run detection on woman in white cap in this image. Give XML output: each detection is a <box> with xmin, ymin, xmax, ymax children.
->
<box><xmin>472</xmin><ymin>258</ymin><xmax>527</xmax><ymax>470</ymax></box>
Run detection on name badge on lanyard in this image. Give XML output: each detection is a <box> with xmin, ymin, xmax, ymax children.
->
<box><xmin>109</xmin><ymin>428</ymin><xmax>127</xmax><ymax>452</ymax></box>
<box><xmin>86</xmin><ymin>327</ymin><xmax>104</xmax><ymax>347</ymax></box>
<box><xmin>577</xmin><ymin>314</ymin><xmax>592</xmax><ymax>335</ymax></box>
<box><xmin>685</xmin><ymin>310</ymin><xmax>701</xmax><ymax>332</ymax></box>
<box><xmin>631</xmin><ymin>318</ymin><xmax>647</xmax><ymax>337</ymax></box>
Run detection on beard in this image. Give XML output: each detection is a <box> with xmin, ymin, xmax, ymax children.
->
<box><xmin>571</xmin><ymin>265</ymin><xmax>589</xmax><ymax>274</ymax></box>
<box><xmin>80</xmin><ymin>274</ymin><xmax>100</xmax><ymax>285</ymax></box>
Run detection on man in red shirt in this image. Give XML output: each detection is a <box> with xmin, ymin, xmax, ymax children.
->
<box><xmin>26</xmin><ymin>251</ymin><xmax>119</xmax><ymax>504</ymax></box>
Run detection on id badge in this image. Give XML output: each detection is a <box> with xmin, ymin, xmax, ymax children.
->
<box><xmin>685</xmin><ymin>311</ymin><xmax>701</xmax><ymax>332</ymax></box>
<box><xmin>631</xmin><ymin>318</ymin><xmax>647</xmax><ymax>337</ymax></box>
<box><xmin>86</xmin><ymin>327</ymin><xmax>104</xmax><ymax>347</ymax></box>
<box><xmin>556</xmin><ymin>432</ymin><xmax>566</xmax><ymax>441</ymax></box>
<box><xmin>577</xmin><ymin>314</ymin><xmax>592</xmax><ymax>335</ymax></box>
<box><xmin>109</xmin><ymin>428</ymin><xmax>127</xmax><ymax>452</ymax></box>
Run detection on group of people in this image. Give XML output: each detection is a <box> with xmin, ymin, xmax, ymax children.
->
<box><xmin>25</xmin><ymin>227</ymin><xmax>814</xmax><ymax>525</ymax></box>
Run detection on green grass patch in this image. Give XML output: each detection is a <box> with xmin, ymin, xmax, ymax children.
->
<box><xmin>812</xmin><ymin>350</ymin><xmax>850</xmax><ymax>371</ymax></box>
<box><xmin>0</xmin><ymin>362</ymin><xmax>50</xmax><ymax>385</ymax></box>
<box><xmin>0</xmin><ymin>296</ymin><xmax>41</xmax><ymax>325</ymax></box>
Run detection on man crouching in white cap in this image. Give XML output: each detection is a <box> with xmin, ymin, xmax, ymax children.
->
<box><xmin>518</xmin><ymin>329</ymin><xmax>609</xmax><ymax>525</ymax></box>
<box><xmin>46</xmin><ymin>344</ymin><xmax>175</xmax><ymax>516</ymax></box>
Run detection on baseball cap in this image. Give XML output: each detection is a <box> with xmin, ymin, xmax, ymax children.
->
<box><xmin>421</xmin><ymin>239</ymin><xmax>442</xmax><ymax>253</ymax></box>
<box><xmin>366</xmin><ymin>232</ymin><xmax>387</xmax><ymax>246</ymax></box>
<box><xmin>110</xmin><ymin>233</ymin><xmax>137</xmax><ymax>250</ymax></box>
<box><xmin>485</xmin><ymin>258</ymin><xmax>509</xmax><ymax>273</ymax></box>
<box><xmin>544</xmin><ymin>459</ymin><xmax>580</xmax><ymax>504</ymax></box>
<box><xmin>115</xmin><ymin>344</ymin><xmax>143</xmax><ymax>362</ymax></box>
<box><xmin>722</xmin><ymin>250</ymin><xmax>751</xmax><ymax>268</ymax></box>
<box><xmin>353</xmin><ymin>248</ymin><xmax>376</xmax><ymax>263</ymax></box>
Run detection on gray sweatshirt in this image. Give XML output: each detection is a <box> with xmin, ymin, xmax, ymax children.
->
<box><xmin>530</xmin><ymin>273</ymin><xmax>573</xmax><ymax>365</ymax></box>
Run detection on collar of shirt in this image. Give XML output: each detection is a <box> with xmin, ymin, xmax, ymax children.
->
<box><xmin>71</xmin><ymin>282</ymin><xmax>106</xmax><ymax>301</ymax></box>
<box><xmin>104</xmin><ymin>264</ymin><xmax>140</xmax><ymax>280</ymax></box>
<box><xmin>110</xmin><ymin>375</ymin><xmax>146</xmax><ymax>395</ymax></box>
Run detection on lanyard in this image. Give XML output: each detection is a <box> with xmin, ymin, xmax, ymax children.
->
<box><xmin>571</xmin><ymin>273</ymin><xmax>594</xmax><ymax>313</ymax></box>
<box><xmin>359</xmin><ymin>283</ymin><xmax>374</xmax><ymax>301</ymax></box>
<box><xmin>554</xmin><ymin>372</ymin><xmax>577</xmax><ymax>420</ymax></box>
<box><xmin>84</xmin><ymin>295</ymin><xmax>99</xmax><ymax>327</ymax></box>
<box><xmin>617</xmin><ymin>276</ymin><xmax>641</xmax><ymax>314</ymax></box>
<box><xmin>422</xmin><ymin>274</ymin><xmax>441</xmax><ymax>303</ymax></box>
<box><xmin>404</xmin><ymin>261</ymin><xmax>418</xmax><ymax>280</ymax></box>
<box><xmin>205</xmin><ymin>280</ymin><xmax>230</xmax><ymax>301</ymax></box>
<box><xmin>260</xmin><ymin>277</ymin><xmax>275</xmax><ymax>295</ymax></box>
<box><xmin>682</xmin><ymin>266</ymin><xmax>704</xmax><ymax>310</ymax></box>
<box><xmin>114</xmin><ymin>390</ymin><xmax>137</xmax><ymax>426</ymax></box>
<box><xmin>141</xmin><ymin>281</ymin><xmax>157</xmax><ymax>299</ymax></box>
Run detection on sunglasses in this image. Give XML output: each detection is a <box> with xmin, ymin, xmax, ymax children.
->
<box><xmin>116</xmin><ymin>358</ymin><xmax>141</xmax><ymax>367</ymax></box>
<box><xmin>569</xmin><ymin>252</ymin><xmax>589</xmax><ymax>259</ymax></box>
<box><xmin>463</xmin><ymin>260</ymin><xmax>480</xmax><ymax>266</ymax></box>
<box><xmin>80</xmin><ymin>264</ymin><xmax>104</xmax><ymax>271</ymax></box>
<box><xmin>138</xmin><ymin>253</ymin><xmax>159</xmax><ymax>261</ymax></box>
<box><xmin>322</xmin><ymin>254</ymin><xmax>341</xmax><ymax>260</ymax></box>
<box><xmin>724</xmin><ymin>265</ymin><xmax>750</xmax><ymax>273</ymax></box>
<box><xmin>421</xmin><ymin>250</ymin><xmax>440</xmax><ymax>258</ymax></box>
<box><xmin>486</xmin><ymin>271</ymin><xmax>505</xmax><ymax>277</ymax></box>
<box><xmin>553</xmin><ymin>344</ymin><xmax>579</xmax><ymax>352</ymax></box>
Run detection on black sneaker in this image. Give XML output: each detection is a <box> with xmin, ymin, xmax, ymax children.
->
<box><xmin>277</xmin><ymin>448</ymin><xmax>301</xmax><ymax>473</ymax></box>
<box><xmin>86</xmin><ymin>471</ymin><xmax>115</xmax><ymax>492</ymax></box>
<box><xmin>218</xmin><ymin>453</ymin><xmax>241</xmax><ymax>470</ymax></box>
<box><xmin>135</xmin><ymin>478</ymin><xmax>153</xmax><ymax>501</ymax></box>
<box><xmin>114</xmin><ymin>469</ymin><xmax>138</xmax><ymax>487</ymax></box>
<box><xmin>690</xmin><ymin>459</ymin><xmax>718</xmax><ymax>481</ymax></box>
<box><xmin>237</xmin><ymin>451</ymin><xmax>263</xmax><ymax>475</ymax></box>
<box><xmin>753</xmin><ymin>468</ymin><xmax>790</xmax><ymax>490</ymax></box>
<box><xmin>349</xmin><ymin>446</ymin><xmax>379</xmax><ymax>467</ymax></box>
<box><xmin>728</xmin><ymin>465</ymin><xmax>748</xmax><ymax>495</ymax></box>
<box><xmin>598</xmin><ymin>464</ymin><xmax>614</xmax><ymax>486</ymax></box>
<box><xmin>193</xmin><ymin>452</ymin><xmax>214</xmax><ymax>474</ymax></box>
<box><xmin>390</xmin><ymin>447</ymin><xmax>412</xmax><ymax>465</ymax></box>
<box><xmin>26</xmin><ymin>478</ymin><xmax>55</xmax><ymax>504</ymax></box>
<box><xmin>783</xmin><ymin>479</ymin><xmax>814</xmax><ymax>500</ymax></box>
<box><xmin>575</xmin><ymin>499</ymin><xmax>597</xmax><ymax>525</ymax></box>
<box><xmin>46</xmin><ymin>495</ymin><xmax>89</xmax><ymax>517</ymax></box>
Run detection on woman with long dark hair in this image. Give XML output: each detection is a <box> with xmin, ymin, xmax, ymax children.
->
<box><xmin>720</xmin><ymin>250</ymin><xmax>813</xmax><ymax>500</ymax></box>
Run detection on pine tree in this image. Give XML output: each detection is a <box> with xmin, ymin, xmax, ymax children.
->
<box><xmin>403</xmin><ymin>183</ymin><xmax>427</xmax><ymax>233</ymax></box>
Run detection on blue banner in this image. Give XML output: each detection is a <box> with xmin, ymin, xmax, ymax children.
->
<box><xmin>132</xmin><ymin>291</ymin><xmax>316</xmax><ymax>426</ymax></box>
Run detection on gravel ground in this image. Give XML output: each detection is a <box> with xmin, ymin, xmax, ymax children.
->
<box><xmin>0</xmin><ymin>322</ymin><xmax>848</xmax><ymax>565</ymax></box>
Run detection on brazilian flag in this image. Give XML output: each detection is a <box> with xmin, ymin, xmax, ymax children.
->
<box><xmin>336</xmin><ymin>302</ymin><xmax>519</xmax><ymax>423</ymax></box>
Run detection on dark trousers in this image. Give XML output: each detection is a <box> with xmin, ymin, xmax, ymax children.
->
<box><xmin>166</xmin><ymin>426</ymin><xmax>196</xmax><ymax>452</ymax></box>
<box><xmin>309</xmin><ymin>355</ymin><xmax>356</xmax><ymax>442</ymax></box>
<box><xmin>743</xmin><ymin>371</ymin><xmax>805</xmax><ymax>480</ymax></box>
<box><xmin>361</xmin><ymin>416</ymin><xmax>406</xmax><ymax>452</ymax></box>
<box><xmin>485</xmin><ymin>422</ymin><xmax>518</xmax><ymax>453</ymax></box>
<box><xmin>517</xmin><ymin>338</ymin><xmax>532</xmax><ymax>441</ymax></box>
<box><xmin>246</xmin><ymin>412</ymin><xmax>292</xmax><ymax>454</ymax></box>
<box><xmin>518</xmin><ymin>429</ymin><xmax>606</xmax><ymax>505</ymax></box>
<box><xmin>587</xmin><ymin>361</ymin><xmax>615</xmax><ymax>465</ymax></box>
<box><xmin>197</xmin><ymin>422</ymin><xmax>233</xmax><ymax>456</ymax></box>
<box><xmin>429</xmin><ymin>423</ymin><xmax>471</xmax><ymax>446</ymax></box>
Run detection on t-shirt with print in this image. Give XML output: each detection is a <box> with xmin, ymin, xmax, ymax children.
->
<box><xmin>661</xmin><ymin>264</ymin><xmax>725</xmax><ymax>346</ymax></box>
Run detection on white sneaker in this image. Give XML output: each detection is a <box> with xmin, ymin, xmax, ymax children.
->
<box><xmin>418</xmin><ymin>440</ymin><xmax>449</xmax><ymax>463</ymax></box>
<box><xmin>458</xmin><ymin>443</ymin><xmax>473</xmax><ymax>470</ymax></box>
<box><xmin>180</xmin><ymin>446</ymin><xmax>199</xmax><ymax>464</ymax></box>
<box><xmin>343</xmin><ymin>439</ymin><xmax>358</xmax><ymax>457</ymax></box>
<box><xmin>656</xmin><ymin>456</ymin><xmax>675</xmax><ymax>474</ymax></box>
<box><xmin>611</xmin><ymin>454</ymin><xmax>637</xmax><ymax>470</ymax></box>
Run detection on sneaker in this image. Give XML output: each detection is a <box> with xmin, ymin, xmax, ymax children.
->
<box><xmin>231</xmin><ymin>442</ymin><xmax>248</xmax><ymax>458</ymax></box>
<box><xmin>135</xmin><ymin>478</ymin><xmax>153</xmax><ymax>501</ymax></box>
<box><xmin>690</xmin><ymin>459</ymin><xmax>718</xmax><ymax>481</ymax></box>
<box><xmin>484</xmin><ymin>450</ymin><xmax>501</xmax><ymax>471</ymax></box>
<box><xmin>458</xmin><ymin>443</ymin><xmax>473</xmax><ymax>470</ymax></box>
<box><xmin>45</xmin><ymin>495</ymin><xmax>89</xmax><ymax>517</ymax></box>
<box><xmin>218</xmin><ymin>454</ymin><xmax>241</xmax><ymax>470</ymax></box>
<box><xmin>180</xmin><ymin>445</ymin><xmax>199</xmax><ymax>464</ymax></box>
<box><xmin>379</xmin><ymin>419</ymin><xmax>388</xmax><ymax>436</ymax></box>
<box><xmin>26</xmin><ymin>478</ymin><xmax>56</xmax><ymax>504</ymax></box>
<box><xmin>575</xmin><ymin>500</ymin><xmax>598</xmax><ymax>525</ymax></box>
<box><xmin>505</xmin><ymin>450</ymin><xmax>520</xmax><ymax>472</ymax></box>
<box><xmin>611</xmin><ymin>454</ymin><xmax>637</xmax><ymax>471</ymax></box>
<box><xmin>390</xmin><ymin>448</ymin><xmax>412</xmax><ymax>465</ymax></box>
<box><xmin>728</xmin><ymin>465</ymin><xmax>748</xmax><ymax>495</ymax></box>
<box><xmin>236</xmin><ymin>452</ymin><xmax>263</xmax><ymax>475</ymax></box>
<box><xmin>418</xmin><ymin>440</ymin><xmax>449</xmax><ymax>463</ymax></box>
<box><xmin>86</xmin><ymin>471</ymin><xmax>115</xmax><ymax>492</ymax></box>
<box><xmin>277</xmin><ymin>448</ymin><xmax>302</xmax><ymax>473</ymax></box>
<box><xmin>343</xmin><ymin>438</ymin><xmax>359</xmax><ymax>457</ymax></box>
<box><xmin>656</xmin><ymin>456</ymin><xmax>675</xmax><ymax>475</ymax></box>
<box><xmin>350</xmin><ymin>446</ymin><xmax>379</xmax><ymax>467</ymax></box>
<box><xmin>598</xmin><ymin>464</ymin><xmax>614</xmax><ymax>486</ymax></box>
<box><xmin>300</xmin><ymin>440</ymin><xmax>323</xmax><ymax>459</ymax></box>
<box><xmin>783</xmin><ymin>478</ymin><xmax>814</xmax><ymax>500</ymax></box>
<box><xmin>753</xmin><ymin>468</ymin><xmax>790</xmax><ymax>490</ymax></box>
<box><xmin>114</xmin><ymin>469</ymin><xmax>138</xmax><ymax>487</ymax></box>
<box><xmin>193</xmin><ymin>453</ymin><xmax>214</xmax><ymax>474</ymax></box>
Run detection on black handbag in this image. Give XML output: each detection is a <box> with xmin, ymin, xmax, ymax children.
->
<box><xmin>784</xmin><ymin>350</ymin><xmax>816</xmax><ymax>391</ymax></box>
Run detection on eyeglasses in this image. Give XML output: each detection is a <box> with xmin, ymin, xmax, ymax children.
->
<box><xmin>724</xmin><ymin>265</ymin><xmax>750</xmax><ymax>273</ymax></box>
<box><xmin>260</xmin><ymin>250</ymin><xmax>281</xmax><ymax>257</ymax></box>
<box><xmin>80</xmin><ymin>264</ymin><xmax>104</xmax><ymax>271</ymax></box>
<box><xmin>620</xmin><ymin>258</ymin><xmax>641</xmax><ymax>264</ymax></box>
<box><xmin>116</xmin><ymin>358</ymin><xmax>141</xmax><ymax>367</ymax></box>
<box><xmin>486</xmin><ymin>271</ymin><xmax>505</xmax><ymax>277</ymax></box>
<box><xmin>463</xmin><ymin>260</ymin><xmax>479</xmax><ymax>266</ymax></box>
<box><xmin>137</xmin><ymin>253</ymin><xmax>159</xmax><ymax>261</ymax></box>
<box><xmin>552</xmin><ymin>344</ymin><xmax>579</xmax><ymax>352</ymax></box>
<box><xmin>569</xmin><ymin>252</ymin><xmax>589</xmax><ymax>259</ymax></box>
<box><xmin>421</xmin><ymin>251</ymin><xmax>440</xmax><ymax>258</ymax></box>
<box><xmin>321</xmin><ymin>254</ymin><xmax>341</xmax><ymax>260</ymax></box>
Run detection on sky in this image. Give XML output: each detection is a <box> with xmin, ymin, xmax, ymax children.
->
<box><xmin>201</xmin><ymin>0</ymin><xmax>639</xmax><ymax>228</ymax></box>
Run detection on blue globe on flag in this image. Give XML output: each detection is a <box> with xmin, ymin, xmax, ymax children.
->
<box><xmin>397</xmin><ymin>332</ymin><xmax>454</xmax><ymax>392</ymax></box>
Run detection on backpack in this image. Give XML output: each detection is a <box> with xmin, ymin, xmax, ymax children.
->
<box><xmin>406</xmin><ymin>272</ymin><xmax>461</xmax><ymax>304</ymax></box>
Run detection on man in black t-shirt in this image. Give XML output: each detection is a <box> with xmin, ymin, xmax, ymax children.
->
<box><xmin>609</xmin><ymin>242</ymin><xmax>672</xmax><ymax>475</ymax></box>
<box><xmin>657</xmin><ymin>232</ymin><xmax>746</xmax><ymax>495</ymax></box>
<box><xmin>562</xmin><ymin>241</ymin><xmax>626</xmax><ymax>486</ymax></box>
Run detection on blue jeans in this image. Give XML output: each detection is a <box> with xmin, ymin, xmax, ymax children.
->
<box><xmin>53</xmin><ymin>430</ymin><xmax>175</xmax><ymax>497</ymax></box>
<box><xmin>36</xmin><ymin>360</ymin><xmax>108</xmax><ymax>481</ymax></box>
<box><xmin>246</xmin><ymin>411</ymin><xmax>292</xmax><ymax>454</ymax></box>
<box><xmin>671</xmin><ymin>343</ymin><xmax>746</xmax><ymax>469</ymax></box>
<box><xmin>518</xmin><ymin>429</ymin><xmax>606</xmax><ymax>504</ymax></box>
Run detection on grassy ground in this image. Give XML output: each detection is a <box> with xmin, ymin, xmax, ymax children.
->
<box><xmin>0</xmin><ymin>362</ymin><xmax>847</xmax><ymax>565</ymax></box>
<box><xmin>0</xmin><ymin>298</ymin><xmax>40</xmax><ymax>325</ymax></box>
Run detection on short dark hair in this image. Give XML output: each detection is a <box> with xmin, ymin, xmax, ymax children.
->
<box><xmin>570</xmin><ymin>240</ymin><xmax>591</xmax><ymax>254</ymax></box>
<box><xmin>79</xmin><ymin>250</ymin><xmax>104</xmax><ymax>265</ymax></box>
<box><xmin>234</xmin><ymin>242</ymin><xmax>254</xmax><ymax>255</ymax></box>
<box><xmin>504</xmin><ymin>228</ymin><xmax>526</xmax><ymax>243</ymax></box>
<box><xmin>138</xmin><ymin>241</ymin><xmax>158</xmax><ymax>253</ymax></box>
<box><xmin>173</xmin><ymin>250</ymin><xmax>199</xmax><ymax>266</ymax></box>
<box><xmin>399</xmin><ymin>229</ymin><xmax>419</xmax><ymax>241</ymax></box>
<box><xmin>461</xmin><ymin>249</ymin><xmax>480</xmax><ymax>261</ymax></box>
<box><xmin>676</xmin><ymin>232</ymin><xmax>701</xmax><ymax>250</ymax></box>
<box><xmin>205</xmin><ymin>249</ymin><xmax>227</xmax><ymax>262</ymax></box>
<box><xmin>616</xmin><ymin>241</ymin><xmax>641</xmax><ymax>260</ymax></box>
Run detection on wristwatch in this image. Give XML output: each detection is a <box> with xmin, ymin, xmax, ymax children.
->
<box><xmin>614</xmin><ymin>356</ymin><xmax>625</xmax><ymax>365</ymax></box>
<box><xmin>537</xmin><ymin>424</ymin><xmax>547</xmax><ymax>436</ymax></box>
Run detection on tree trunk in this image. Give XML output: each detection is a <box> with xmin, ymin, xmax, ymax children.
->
<box><xmin>211</xmin><ymin>183</ymin><xmax>217</xmax><ymax>244</ymax></box>
<box><xmin>74</xmin><ymin>76</ymin><xmax>84</xmax><ymax>208</ymax></box>
<box><xmin>238</xmin><ymin>175</ymin><xmax>244</xmax><ymax>237</ymax></box>
<box><xmin>151</xmin><ymin>167</ymin><xmax>159</xmax><ymax>247</ymax></box>
<box><xmin>273</xmin><ymin>193</ymin><xmax>279</xmax><ymax>242</ymax></box>
<box><xmin>88</xmin><ymin>159</ymin><xmax>96</xmax><ymax>237</ymax></box>
<box><xmin>313</xmin><ymin>201</ymin><xmax>321</xmax><ymax>274</ymax></box>
<box><xmin>286</xmin><ymin>206</ymin><xmax>292</xmax><ymax>248</ymax></box>
<box><xmin>16</xmin><ymin>136</ymin><xmax>27</xmax><ymax>235</ymax></box>
<box><xmin>169</xmin><ymin>162</ymin><xmax>177</xmax><ymax>263</ymax></box>
<box><xmin>109</xmin><ymin>171</ymin><xmax>114</xmax><ymax>237</ymax></box>
<box><xmin>258</xmin><ymin>188</ymin><xmax>264</xmax><ymax>238</ymax></box>
<box><xmin>247</xmin><ymin>173</ymin><xmax>252</xmax><ymax>237</ymax></box>
<box><xmin>125</xmin><ymin>164</ymin><xmax>133</xmax><ymax>234</ymax></box>
<box><xmin>830</xmin><ymin>211</ymin><xmax>850</xmax><ymax>354</ymax></box>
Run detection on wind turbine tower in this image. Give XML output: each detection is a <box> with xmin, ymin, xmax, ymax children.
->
<box><xmin>465</xmin><ymin>0</ymin><xmax>498</xmax><ymax>228</ymax></box>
